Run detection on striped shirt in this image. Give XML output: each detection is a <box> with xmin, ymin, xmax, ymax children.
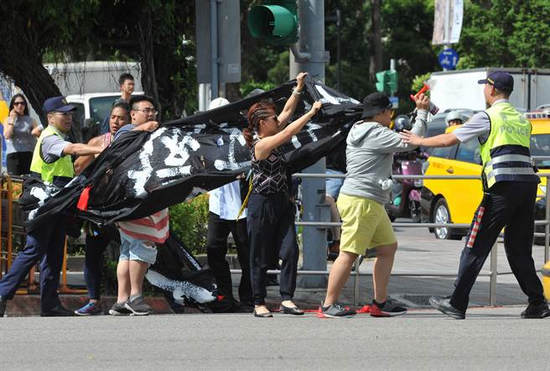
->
<box><xmin>117</xmin><ymin>208</ymin><xmax>170</xmax><ymax>244</ymax></box>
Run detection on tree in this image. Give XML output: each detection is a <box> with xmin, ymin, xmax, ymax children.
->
<box><xmin>0</xmin><ymin>1</ymin><xmax>100</xmax><ymax>124</ymax></box>
<box><xmin>456</xmin><ymin>0</ymin><xmax>550</xmax><ymax>69</ymax></box>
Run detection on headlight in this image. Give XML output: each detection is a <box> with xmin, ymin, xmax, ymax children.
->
<box><xmin>539</xmin><ymin>185</ymin><xmax>546</xmax><ymax>195</ymax></box>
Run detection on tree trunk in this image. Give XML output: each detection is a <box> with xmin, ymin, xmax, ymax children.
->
<box><xmin>369</xmin><ymin>0</ymin><xmax>383</xmax><ymax>80</ymax></box>
<box><xmin>137</xmin><ymin>7</ymin><xmax>160</xmax><ymax>116</ymax></box>
<box><xmin>1</xmin><ymin>56</ymin><xmax>61</xmax><ymax>126</ymax></box>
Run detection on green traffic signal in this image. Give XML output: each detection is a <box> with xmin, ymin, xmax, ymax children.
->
<box><xmin>387</xmin><ymin>70</ymin><xmax>398</xmax><ymax>94</ymax></box>
<box><xmin>375</xmin><ymin>71</ymin><xmax>387</xmax><ymax>93</ymax></box>
<box><xmin>248</xmin><ymin>1</ymin><xmax>298</xmax><ymax>45</ymax></box>
<box><xmin>375</xmin><ymin>70</ymin><xmax>398</xmax><ymax>94</ymax></box>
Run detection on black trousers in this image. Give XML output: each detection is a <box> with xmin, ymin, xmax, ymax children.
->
<box><xmin>7</xmin><ymin>152</ymin><xmax>32</xmax><ymax>176</ymax></box>
<box><xmin>247</xmin><ymin>192</ymin><xmax>298</xmax><ymax>306</ymax></box>
<box><xmin>206</xmin><ymin>212</ymin><xmax>252</xmax><ymax>304</ymax></box>
<box><xmin>84</xmin><ymin>225</ymin><xmax>119</xmax><ymax>300</ymax></box>
<box><xmin>450</xmin><ymin>182</ymin><xmax>546</xmax><ymax>311</ymax></box>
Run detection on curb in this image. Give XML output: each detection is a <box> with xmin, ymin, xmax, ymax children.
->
<box><xmin>2</xmin><ymin>295</ymin><xmax>175</xmax><ymax>317</ymax></box>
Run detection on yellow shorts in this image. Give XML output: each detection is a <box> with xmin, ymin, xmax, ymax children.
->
<box><xmin>337</xmin><ymin>194</ymin><xmax>396</xmax><ymax>256</ymax></box>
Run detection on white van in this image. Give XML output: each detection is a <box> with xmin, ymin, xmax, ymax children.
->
<box><xmin>66</xmin><ymin>92</ymin><xmax>143</xmax><ymax>142</ymax></box>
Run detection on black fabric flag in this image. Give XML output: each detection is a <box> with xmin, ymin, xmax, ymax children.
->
<box><xmin>20</xmin><ymin>79</ymin><xmax>362</xmax><ymax>231</ymax></box>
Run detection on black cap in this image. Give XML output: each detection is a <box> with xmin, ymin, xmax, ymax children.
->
<box><xmin>478</xmin><ymin>71</ymin><xmax>514</xmax><ymax>93</ymax></box>
<box><xmin>43</xmin><ymin>96</ymin><xmax>75</xmax><ymax>114</ymax></box>
<box><xmin>361</xmin><ymin>92</ymin><xmax>392</xmax><ymax>119</ymax></box>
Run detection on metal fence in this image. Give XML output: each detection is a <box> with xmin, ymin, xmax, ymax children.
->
<box><xmin>232</xmin><ymin>169</ymin><xmax>550</xmax><ymax>306</ymax></box>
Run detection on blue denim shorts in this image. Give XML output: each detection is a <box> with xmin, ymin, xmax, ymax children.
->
<box><xmin>326</xmin><ymin>169</ymin><xmax>345</xmax><ymax>200</ymax></box>
<box><xmin>118</xmin><ymin>231</ymin><xmax>158</xmax><ymax>264</ymax></box>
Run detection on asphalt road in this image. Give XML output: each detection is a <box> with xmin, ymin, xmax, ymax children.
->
<box><xmin>0</xmin><ymin>307</ymin><xmax>548</xmax><ymax>371</ymax></box>
<box><xmin>2</xmin><ymin>221</ymin><xmax>549</xmax><ymax>370</ymax></box>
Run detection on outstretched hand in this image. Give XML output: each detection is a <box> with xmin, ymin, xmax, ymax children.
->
<box><xmin>296</xmin><ymin>72</ymin><xmax>308</xmax><ymax>90</ymax></box>
<box><xmin>413</xmin><ymin>93</ymin><xmax>430</xmax><ymax>111</ymax></box>
<box><xmin>310</xmin><ymin>101</ymin><xmax>322</xmax><ymax>115</ymax></box>
<box><xmin>400</xmin><ymin>130</ymin><xmax>423</xmax><ymax>146</ymax></box>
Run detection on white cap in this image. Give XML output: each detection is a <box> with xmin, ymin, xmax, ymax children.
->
<box><xmin>209</xmin><ymin>97</ymin><xmax>230</xmax><ymax>110</ymax></box>
<box><xmin>446</xmin><ymin>110</ymin><xmax>463</xmax><ymax>124</ymax></box>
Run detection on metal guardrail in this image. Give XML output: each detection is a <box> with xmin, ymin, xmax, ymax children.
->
<box><xmin>237</xmin><ymin>171</ymin><xmax>550</xmax><ymax>306</ymax></box>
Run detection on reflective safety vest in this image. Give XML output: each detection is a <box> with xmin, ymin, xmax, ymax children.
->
<box><xmin>30</xmin><ymin>125</ymin><xmax>74</xmax><ymax>187</ymax></box>
<box><xmin>480</xmin><ymin>101</ymin><xmax>539</xmax><ymax>189</ymax></box>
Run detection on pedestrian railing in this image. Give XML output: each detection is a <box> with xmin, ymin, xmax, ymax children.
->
<box><xmin>232</xmin><ymin>168</ymin><xmax>550</xmax><ymax>307</ymax></box>
<box><xmin>2</xmin><ymin>165</ymin><xmax>549</xmax><ymax>306</ymax></box>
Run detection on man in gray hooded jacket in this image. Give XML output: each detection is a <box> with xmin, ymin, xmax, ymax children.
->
<box><xmin>321</xmin><ymin>91</ymin><xmax>430</xmax><ymax>318</ymax></box>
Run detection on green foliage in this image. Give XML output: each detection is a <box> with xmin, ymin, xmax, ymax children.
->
<box><xmin>457</xmin><ymin>0</ymin><xmax>550</xmax><ymax>69</ymax></box>
<box><xmin>169</xmin><ymin>194</ymin><xmax>210</xmax><ymax>254</ymax></box>
<box><xmin>411</xmin><ymin>73</ymin><xmax>431</xmax><ymax>94</ymax></box>
<box><xmin>240</xmin><ymin>80</ymin><xmax>277</xmax><ymax>97</ymax></box>
<box><xmin>267</xmin><ymin>50</ymin><xmax>290</xmax><ymax>85</ymax></box>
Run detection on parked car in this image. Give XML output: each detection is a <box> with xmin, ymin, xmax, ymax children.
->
<box><xmin>420</xmin><ymin>114</ymin><xmax>550</xmax><ymax>240</ymax></box>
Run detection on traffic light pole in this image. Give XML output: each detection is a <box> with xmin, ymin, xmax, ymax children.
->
<box><xmin>290</xmin><ymin>0</ymin><xmax>330</xmax><ymax>288</ymax></box>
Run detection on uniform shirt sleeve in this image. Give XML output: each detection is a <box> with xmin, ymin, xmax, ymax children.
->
<box><xmin>41</xmin><ymin>135</ymin><xmax>71</xmax><ymax>164</ymax></box>
<box><xmin>453</xmin><ymin>111</ymin><xmax>491</xmax><ymax>143</ymax></box>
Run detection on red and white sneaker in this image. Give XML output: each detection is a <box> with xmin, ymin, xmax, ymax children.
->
<box><xmin>370</xmin><ymin>299</ymin><xmax>407</xmax><ymax>317</ymax></box>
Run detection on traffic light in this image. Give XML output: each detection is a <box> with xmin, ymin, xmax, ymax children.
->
<box><xmin>375</xmin><ymin>71</ymin><xmax>388</xmax><ymax>93</ymax></box>
<box><xmin>387</xmin><ymin>70</ymin><xmax>398</xmax><ymax>94</ymax></box>
<box><xmin>247</xmin><ymin>0</ymin><xmax>298</xmax><ymax>45</ymax></box>
<box><xmin>375</xmin><ymin>70</ymin><xmax>398</xmax><ymax>95</ymax></box>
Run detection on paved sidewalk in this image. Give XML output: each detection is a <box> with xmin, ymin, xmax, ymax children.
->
<box><xmin>4</xmin><ymin>223</ymin><xmax>549</xmax><ymax>316</ymax></box>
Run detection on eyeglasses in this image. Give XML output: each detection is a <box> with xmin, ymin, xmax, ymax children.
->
<box><xmin>14</xmin><ymin>101</ymin><xmax>26</xmax><ymax>106</ymax></box>
<box><xmin>135</xmin><ymin>108</ymin><xmax>158</xmax><ymax>115</ymax></box>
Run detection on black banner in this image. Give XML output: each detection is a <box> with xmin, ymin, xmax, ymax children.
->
<box><xmin>20</xmin><ymin>78</ymin><xmax>362</xmax><ymax>231</ymax></box>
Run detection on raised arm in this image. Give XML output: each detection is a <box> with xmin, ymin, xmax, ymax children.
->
<box><xmin>63</xmin><ymin>142</ymin><xmax>102</xmax><ymax>157</ymax></box>
<box><xmin>31</xmin><ymin>119</ymin><xmax>43</xmax><ymax>137</ymax></box>
<box><xmin>277</xmin><ymin>72</ymin><xmax>307</xmax><ymax>128</ymax></box>
<box><xmin>4</xmin><ymin>110</ymin><xmax>17</xmax><ymax>139</ymax></box>
<box><xmin>255</xmin><ymin>101</ymin><xmax>322</xmax><ymax>160</ymax></box>
<box><xmin>73</xmin><ymin>135</ymin><xmax>103</xmax><ymax>175</ymax></box>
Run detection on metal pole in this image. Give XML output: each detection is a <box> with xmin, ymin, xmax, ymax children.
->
<box><xmin>545</xmin><ymin>175</ymin><xmax>550</xmax><ymax>262</ymax></box>
<box><xmin>336</xmin><ymin>8</ymin><xmax>341</xmax><ymax>91</ymax></box>
<box><xmin>289</xmin><ymin>0</ymin><xmax>328</xmax><ymax>80</ymax></box>
<box><xmin>443</xmin><ymin>0</ymin><xmax>451</xmax><ymax>70</ymax></box>
<box><xmin>290</xmin><ymin>0</ymin><xmax>329</xmax><ymax>288</ymax></box>
<box><xmin>209</xmin><ymin>0</ymin><xmax>219</xmax><ymax>99</ymax></box>
<box><xmin>489</xmin><ymin>241</ymin><xmax>498</xmax><ymax>306</ymax></box>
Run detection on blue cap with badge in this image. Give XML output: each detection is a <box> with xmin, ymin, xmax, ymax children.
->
<box><xmin>478</xmin><ymin>71</ymin><xmax>514</xmax><ymax>93</ymax></box>
<box><xmin>43</xmin><ymin>96</ymin><xmax>75</xmax><ymax>114</ymax></box>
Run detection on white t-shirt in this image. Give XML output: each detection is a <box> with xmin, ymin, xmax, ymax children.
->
<box><xmin>209</xmin><ymin>180</ymin><xmax>246</xmax><ymax>220</ymax></box>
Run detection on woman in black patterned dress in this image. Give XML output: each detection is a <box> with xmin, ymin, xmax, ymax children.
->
<box><xmin>243</xmin><ymin>88</ymin><xmax>321</xmax><ymax>317</ymax></box>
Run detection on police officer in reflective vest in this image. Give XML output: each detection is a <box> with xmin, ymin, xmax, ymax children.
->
<box><xmin>401</xmin><ymin>71</ymin><xmax>550</xmax><ymax>319</ymax></box>
<box><xmin>0</xmin><ymin>96</ymin><xmax>101</xmax><ymax>317</ymax></box>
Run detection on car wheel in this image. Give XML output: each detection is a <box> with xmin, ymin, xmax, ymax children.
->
<box><xmin>433</xmin><ymin>198</ymin><xmax>458</xmax><ymax>240</ymax></box>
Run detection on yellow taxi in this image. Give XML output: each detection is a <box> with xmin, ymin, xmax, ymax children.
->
<box><xmin>420</xmin><ymin>113</ymin><xmax>550</xmax><ymax>240</ymax></box>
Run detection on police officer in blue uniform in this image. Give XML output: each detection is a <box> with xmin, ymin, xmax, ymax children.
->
<box><xmin>0</xmin><ymin>96</ymin><xmax>101</xmax><ymax>317</ymax></box>
<box><xmin>401</xmin><ymin>71</ymin><xmax>550</xmax><ymax>319</ymax></box>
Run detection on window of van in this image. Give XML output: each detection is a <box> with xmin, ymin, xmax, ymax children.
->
<box><xmin>71</xmin><ymin>102</ymin><xmax>85</xmax><ymax>128</ymax></box>
<box><xmin>90</xmin><ymin>96</ymin><xmax>118</xmax><ymax>125</ymax></box>
<box><xmin>531</xmin><ymin>134</ymin><xmax>550</xmax><ymax>169</ymax></box>
<box><xmin>455</xmin><ymin>138</ymin><xmax>481</xmax><ymax>164</ymax></box>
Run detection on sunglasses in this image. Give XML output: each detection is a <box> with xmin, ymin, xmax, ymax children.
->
<box><xmin>14</xmin><ymin>101</ymin><xmax>26</xmax><ymax>106</ymax></box>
